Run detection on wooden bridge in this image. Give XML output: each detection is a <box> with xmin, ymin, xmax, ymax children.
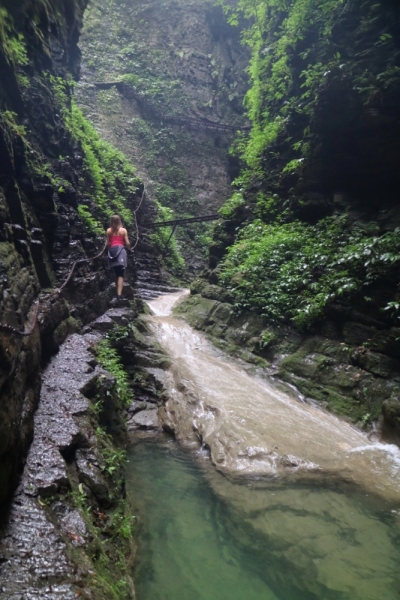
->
<box><xmin>141</xmin><ymin>214</ymin><xmax>220</xmax><ymax>255</ymax></box>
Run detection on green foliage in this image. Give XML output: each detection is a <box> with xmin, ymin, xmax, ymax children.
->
<box><xmin>68</xmin><ymin>102</ymin><xmax>139</xmax><ymax>225</ymax></box>
<box><xmin>219</xmin><ymin>217</ymin><xmax>400</xmax><ymax>328</ymax></box>
<box><xmin>150</xmin><ymin>202</ymin><xmax>185</xmax><ymax>275</ymax></box>
<box><xmin>259</xmin><ymin>329</ymin><xmax>276</xmax><ymax>349</ymax></box>
<box><xmin>2</xmin><ymin>110</ymin><xmax>26</xmax><ymax>137</ymax></box>
<box><xmin>218</xmin><ymin>0</ymin><xmax>396</xmax><ymax>169</ymax></box>
<box><xmin>218</xmin><ymin>191</ymin><xmax>245</xmax><ymax>219</ymax></box>
<box><xmin>254</xmin><ymin>192</ymin><xmax>279</xmax><ymax>221</ymax></box>
<box><xmin>95</xmin><ymin>426</ymin><xmax>126</xmax><ymax>476</ymax></box>
<box><xmin>50</xmin><ymin>76</ymin><xmax>141</xmax><ymax>234</ymax></box>
<box><xmin>78</xmin><ymin>205</ymin><xmax>104</xmax><ymax>235</ymax></box>
<box><xmin>96</xmin><ymin>339</ymin><xmax>131</xmax><ymax>406</ymax></box>
<box><xmin>0</xmin><ymin>8</ymin><xmax>29</xmax><ymax>66</ymax></box>
<box><xmin>282</xmin><ymin>158</ymin><xmax>304</xmax><ymax>174</ymax></box>
<box><xmin>111</xmin><ymin>508</ymin><xmax>135</xmax><ymax>540</ymax></box>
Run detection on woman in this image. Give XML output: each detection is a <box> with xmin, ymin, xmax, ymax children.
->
<box><xmin>107</xmin><ymin>215</ymin><xmax>130</xmax><ymax>301</ymax></box>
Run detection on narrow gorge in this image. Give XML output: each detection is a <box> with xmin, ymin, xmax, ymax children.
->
<box><xmin>0</xmin><ymin>0</ymin><xmax>399</xmax><ymax>598</ymax></box>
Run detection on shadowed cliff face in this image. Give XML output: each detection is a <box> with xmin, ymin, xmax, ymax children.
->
<box><xmin>0</xmin><ymin>0</ymin><xmax>142</xmax><ymax>506</ymax></box>
<box><xmin>0</xmin><ymin>0</ymin><xmax>83</xmax><ymax>507</ymax></box>
<box><xmin>75</xmin><ymin>0</ymin><xmax>250</xmax><ymax>274</ymax></box>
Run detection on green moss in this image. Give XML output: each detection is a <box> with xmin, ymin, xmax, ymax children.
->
<box><xmin>48</xmin><ymin>75</ymin><xmax>142</xmax><ymax>234</ymax></box>
<box><xmin>149</xmin><ymin>202</ymin><xmax>185</xmax><ymax>276</ymax></box>
<box><xmin>78</xmin><ymin>204</ymin><xmax>104</xmax><ymax>235</ymax></box>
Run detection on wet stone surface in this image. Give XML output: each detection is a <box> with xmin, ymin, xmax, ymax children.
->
<box><xmin>0</xmin><ymin>329</ymin><xmax>111</xmax><ymax>598</ymax></box>
<box><xmin>128</xmin><ymin>408</ymin><xmax>159</xmax><ymax>431</ymax></box>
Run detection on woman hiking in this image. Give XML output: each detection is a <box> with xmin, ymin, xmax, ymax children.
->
<box><xmin>107</xmin><ymin>214</ymin><xmax>130</xmax><ymax>302</ymax></box>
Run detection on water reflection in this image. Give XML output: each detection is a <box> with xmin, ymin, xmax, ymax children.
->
<box><xmin>127</xmin><ymin>436</ymin><xmax>400</xmax><ymax>600</ymax></box>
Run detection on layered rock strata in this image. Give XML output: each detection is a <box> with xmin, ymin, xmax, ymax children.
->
<box><xmin>0</xmin><ymin>309</ymin><xmax>135</xmax><ymax>599</ymax></box>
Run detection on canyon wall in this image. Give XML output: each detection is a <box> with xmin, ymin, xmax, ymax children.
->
<box><xmin>75</xmin><ymin>0</ymin><xmax>250</xmax><ymax>274</ymax></box>
<box><xmin>0</xmin><ymin>0</ymin><xmax>144</xmax><ymax>507</ymax></box>
<box><xmin>185</xmin><ymin>0</ymin><xmax>400</xmax><ymax>435</ymax></box>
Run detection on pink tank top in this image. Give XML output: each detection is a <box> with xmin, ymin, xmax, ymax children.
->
<box><xmin>110</xmin><ymin>234</ymin><xmax>124</xmax><ymax>247</ymax></box>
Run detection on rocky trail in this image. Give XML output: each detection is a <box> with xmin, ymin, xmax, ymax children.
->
<box><xmin>0</xmin><ymin>279</ymin><xmax>172</xmax><ymax>599</ymax></box>
<box><xmin>0</xmin><ymin>306</ymin><xmax>133</xmax><ymax>599</ymax></box>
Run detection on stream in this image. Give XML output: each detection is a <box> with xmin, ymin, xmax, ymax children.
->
<box><xmin>127</xmin><ymin>291</ymin><xmax>400</xmax><ymax>599</ymax></box>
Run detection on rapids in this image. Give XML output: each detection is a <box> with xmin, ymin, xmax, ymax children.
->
<box><xmin>147</xmin><ymin>291</ymin><xmax>400</xmax><ymax>503</ymax></box>
<box><xmin>127</xmin><ymin>291</ymin><xmax>400</xmax><ymax>599</ymax></box>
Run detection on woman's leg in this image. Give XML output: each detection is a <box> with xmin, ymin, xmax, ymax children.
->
<box><xmin>117</xmin><ymin>276</ymin><xmax>124</xmax><ymax>296</ymax></box>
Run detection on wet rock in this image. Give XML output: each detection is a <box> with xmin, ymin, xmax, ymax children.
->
<box><xmin>60</xmin><ymin>509</ymin><xmax>88</xmax><ymax>546</ymax></box>
<box><xmin>76</xmin><ymin>449</ymin><xmax>111</xmax><ymax>507</ymax></box>
<box><xmin>382</xmin><ymin>399</ymin><xmax>400</xmax><ymax>435</ymax></box>
<box><xmin>128</xmin><ymin>408</ymin><xmax>159</xmax><ymax>430</ymax></box>
<box><xmin>280</xmin><ymin>352</ymin><xmax>335</xmax><ymax>380</ymax></box>
<box><xmin>91</xmin><ymin>313</ymin><xmax>115</xmax><ymax>332</ymax></box>
<box><xmin>0</xmin><ymin>494</ymin><xmax>78</xmax><ymax>599</ymax></box>
<box><xmin>107</xmin><ymin>307</ymin><xmax>132</xmax><ymax>326</ymax></box>
<box><xmin>128</xmin><ymin>400</ymin><xmax>148</xmax><ymax>414</ymax></box>
<box><xmin>343</xmin><ymin>321</ymin><xmax>378</xmax><ymax>346</ymax></box>
<box><xmin>175</xmin><ymin>295</ymin><xmax>218</xmax><ymax>329</ymax></box>
<box><xmin>135</xmin><ymin>350</ymin><xmax>171</xmax><ymax>370</ymax></box>
<box><xmin>0</xmin><ymin>329</ymin><xmax>125</xmax><ymax>594</ymax></box>
<box><xmin>144</xmin><ymin>367</ymin><xmax>168</xmax><ymax>387</ymax></box>
<box><xmin>23</xmin><ymin>443</ymin><xmax>69</xmax><ymax>497</ymax></box>
<box><xmin>351</xmin><ymin>349</ymin><xmax>400</xmax><ymax>379</ymax></box>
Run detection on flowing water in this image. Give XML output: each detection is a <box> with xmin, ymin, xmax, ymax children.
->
<box><xmin>127</xmin><ymin>291</ymin><xmax>400</xmax><ymax>599</ymax></box>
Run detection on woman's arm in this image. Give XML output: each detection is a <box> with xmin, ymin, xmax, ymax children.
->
<box><xmin>106</xmin><ymin>228</ymin><xmax>112</xmax><ymax>247</ymax></box>
<box><xmin>123</xmin><ymin>228</ymin><xmax>131</xmax><ymax>249</ymax></box>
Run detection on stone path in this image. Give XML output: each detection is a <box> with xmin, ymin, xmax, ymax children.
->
<box><xmin>0</xmin><ymin>309</ymin><xmax>132</xmax><ymax>599</ymax></box>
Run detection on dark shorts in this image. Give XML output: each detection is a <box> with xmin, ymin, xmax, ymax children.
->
<box><xmin>113</xmin><ymin>265</ymin><xmax>125</xmax><ymax>277</ymax></box>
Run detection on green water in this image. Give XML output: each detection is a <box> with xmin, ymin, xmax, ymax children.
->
<box><xmin>127</xmin><ymin>436</ymin><xmax>400</xmax><ymax>600</ymax></box>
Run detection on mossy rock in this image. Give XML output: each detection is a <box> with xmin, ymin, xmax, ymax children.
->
<box><xmin>210</xmin><ymin>301</ymin><xmax>235</xmax><ymax>325</ymax></box>
<box><xmin>278</xmin><ymin>371</ymin><xmax>364</xmax><ymax>420</ymax></box>
<box><xmin>190</xmin><ymin>278</ymin><xmax>232</xmax><ymax>303</ymax></box>
<box><xmin>279</xmin><ymin>351</ymin><xmax>334</xmax><ymax>380</ymax></box>
<box><xmin>174</xmin><ymin>294</ymin><xmax>218</xmax><ymax>329</ymax></box>
<box><xmin>351</xmin><ymin>349</ymin><xmax>400</xmax><ymax>379</ymax></box>
<box><xmin>53</xmin><ymin>317</ymin><xmax>79</xmax><ymax>347</ymax></box>
<box><xmin>382</xmin><ymin>398</ymin><xmax>400</xmax><ymax>434</ymax></box>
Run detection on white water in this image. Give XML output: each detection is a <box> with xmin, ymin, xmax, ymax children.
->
<box><xmin>147</xmin><ymin>291</ymin><xmax>400</xmax><ymax>503</ymax></box>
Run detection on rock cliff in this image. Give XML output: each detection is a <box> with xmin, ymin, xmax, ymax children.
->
<box><xmin>0</xmin><ymin>0</ymin><xmax>144</xmax><ymax>508</ymax></box>
<box><xmin>75</xmin><ymin>0</ymin><xmax>250</xmax><ymax>274</ymax></box>
<box><xmin>183</xmin><ymin>0</ymin><xmax>400</xmax><ymax>436</ymax></box>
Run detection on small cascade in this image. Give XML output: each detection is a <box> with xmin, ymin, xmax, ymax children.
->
<box><xmin>146</xmin><ymin>291</ymin><xmax>400</xmax><ymax>503</ymax></box>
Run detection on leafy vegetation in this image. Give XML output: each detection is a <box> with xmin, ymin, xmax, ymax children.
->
<box><xmin>207</xmin><ymin>0</ymin><xmax>400</xmax><ymax>330</ymax></box>
<box><xmin>150</xmin><ymin>202</ymin><xmax>186</xmax><ymax>274</ymax></box>
<box><xmin>219</xmin><ymin>217</ymin><xmax>400</xmax><ymax>328</ymax></box>
<box><xmin>50</xmin><ymin>75</ymin><xmax>141</xmax><ymax>232</ymax></box>
<box><xmin>96</xmin><ymin>339</ymin><xmax>131</xmax><ymax>406</ymax></box>
<box><xmin>218</xmin><ymin>0</ymin><xmax>398</xmax><ymax>171</ymax></box>
<box><xmin>0</xmin><ymin>8</ymin><xmax>29</xmax><ymax>66</ymax></box>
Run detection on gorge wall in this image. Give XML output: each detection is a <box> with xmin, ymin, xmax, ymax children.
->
<box><xmin>75</xmin><ymin>0</ymin><xmax>250</xmax><ymax>274</ymax></box>
<box><xmin>0</xmin><ymin>0</ymin><xmax>87</xmax><ymax>507</ymax></box>
<box><xmin>183</xmin><ymin>0</ymin><xmax>400</xmax><ymax>436</ymax></box>
<box><xmin>0</xmin><ymin>0</ymin><xmax>151</xmax><ymax>509</ymax></box>
<box><xmin>0</xmin><ymin>1</ymin><xmax>160</xmax><ymax>595</ymax></box>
